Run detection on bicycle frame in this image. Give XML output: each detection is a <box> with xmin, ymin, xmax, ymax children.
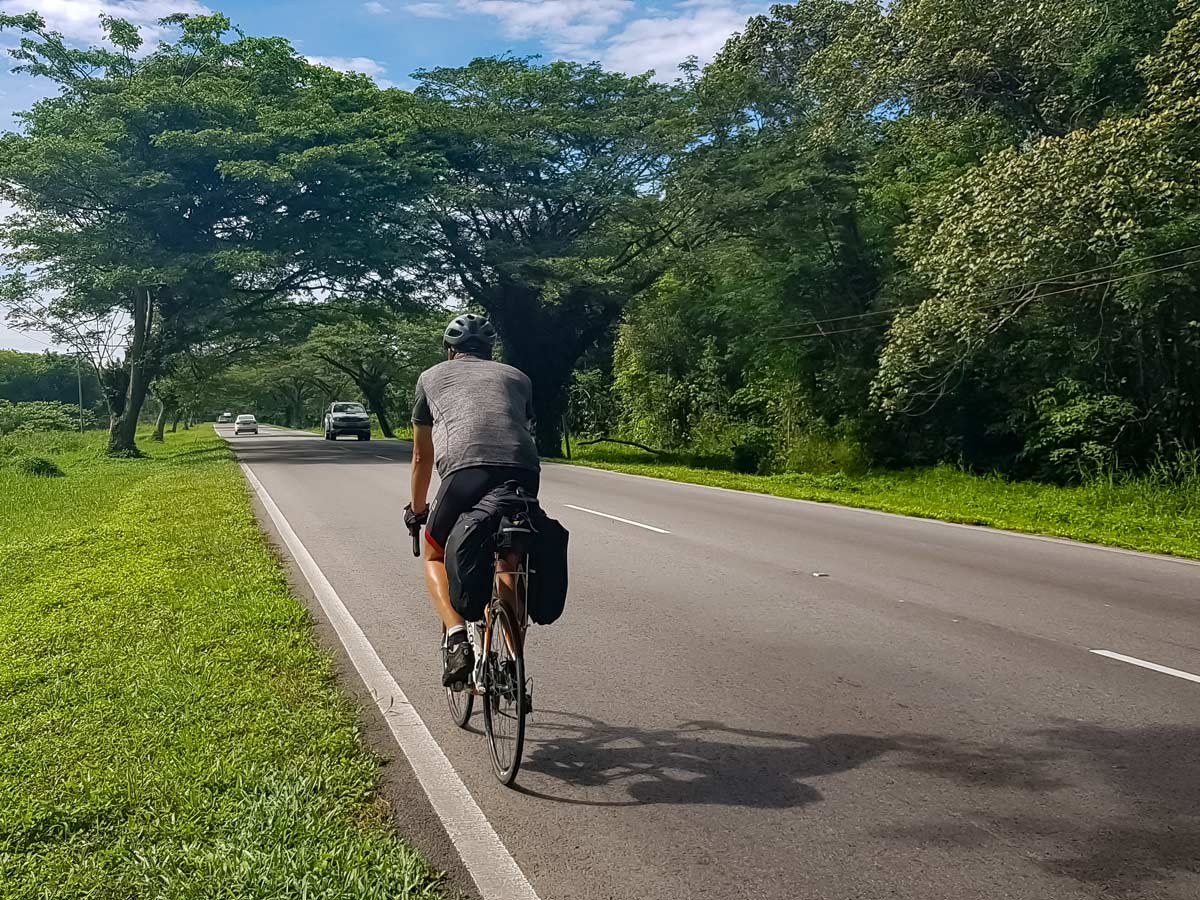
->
<box><xmin>465</xmin><ymin>548</ymin><xmax>529</xmax><ymax>693</ymax></box>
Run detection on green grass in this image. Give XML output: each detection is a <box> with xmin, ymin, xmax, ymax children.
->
<box><xmin>562</xmin><ymin>443</ymin><xmax>1200</xmax><ymax>560</ymax></box>
<box><xmin>0</xmin><ymin>429</ymin><xmax>445</xmax><ymax>899</ymax></box>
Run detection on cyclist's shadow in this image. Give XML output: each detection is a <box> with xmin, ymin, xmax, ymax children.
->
<box><xmin>515</xmin><ymin>711</ymin><xmax>896</xmax><ymax>808</ymax></box>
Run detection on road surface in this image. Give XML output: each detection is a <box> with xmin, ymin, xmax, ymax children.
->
<box><xmin>221</xmin><ymin>424</ymin><xmax>1199</xmax><ymax>900</ymax></box>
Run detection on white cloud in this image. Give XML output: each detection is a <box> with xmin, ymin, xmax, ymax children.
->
<box><xmin>399</xmin><ymin>1</ymin><xmax>761</xmax><ymax>80</ymax></box>
<box><xmin>403</xmin><ymin>2</ymin><xmax>452</xmax><ymax>17</ymax></box>
<box><xmin>461</xmin><ymin>1</ymin><xmax>632</xmax><ymax>50</ymax></box>
<box><xmin>601</xmin><ymin>1</ymin><xmax>757</xmax><ymax>78</ymax></box>
<box><xmin>0</xmin><ymin>1</ymin><xmax>210</xmax><ymax>45</ymax></box>
<box><xmin>363</xmin><ymin>0</ymin><xmax>390</xmax><ymax>13</ymax></box>
<box><xmin>304</xmin><ymin>55</ymin><xmax>388</xmax><ymax>78</ymax></box>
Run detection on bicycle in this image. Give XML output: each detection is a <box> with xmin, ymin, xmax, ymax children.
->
<box><xmin>411</xmin><ymin>506</ymin><xmax>534</xmax><ymax>786</ymax></box>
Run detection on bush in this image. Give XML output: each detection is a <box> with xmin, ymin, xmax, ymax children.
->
<box><xmin>16</xmin><ymin>456</ymin><xmax>64</xmax><ymax>477</ymax></box>
<box><xmin>731</xmin><ymin>425</ymin><xmax>774</xmax><ymax>475</ymax></box>
<box><xmin>0</xmin><ymin>399</ymin><xmax>96</xmax><ymax>435</ymax></box>
<box><xmin>1021</xmin><ymin>380</ymin><xmax>1139</xmax><ymax>481</ymax></box>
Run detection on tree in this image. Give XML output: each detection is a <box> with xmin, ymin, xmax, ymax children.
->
<box><xmin>871</xmin><ymin>0</ymin><xmax>1200</xmax><ymax>477</ymax></box>
<box><xmin>0</xmin><ymin>12</ymin><xmax>426</xmax><ymax>456</ymax></box>
<box><xmin>303</xmin><ymin>316</ymin><xmax>441</xmax><ymax>437</ymax></box>
<box><xmin>410</xmin><ymin>57</ymin><xmax>691</xmax><ymax>453</ymax></box>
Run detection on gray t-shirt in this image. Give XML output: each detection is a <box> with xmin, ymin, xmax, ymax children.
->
<box><xmin>412</xmin><ymin>357</ymin><xmax>540</xmax><ymax>477</ymax></box>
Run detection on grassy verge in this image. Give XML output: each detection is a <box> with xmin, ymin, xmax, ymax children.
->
<box><xmin>563</xmin><ymin>444</ymin><xmax>1200</xmax><ymax>560</ymax></box>
<box><xmin>0</xmin><ymin>429</ymin><xmax>444</xmax><ymax>898</ymax></box>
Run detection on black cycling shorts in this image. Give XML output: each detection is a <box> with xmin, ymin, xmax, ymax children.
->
<box><xmin>425</xmin><ymin>465</ymin><xmax>540</xmax><ymax>553</ymax></box>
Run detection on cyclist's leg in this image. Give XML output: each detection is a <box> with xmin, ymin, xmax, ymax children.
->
<box><xmin>422</xmin><ymin>540</ymin><xmax>461</xmax><ymax>630</ymax></box>
<box><xmin>424</xmin><ymin>467</ymin><xmax>497</xmax><ymax>628</ymax></box>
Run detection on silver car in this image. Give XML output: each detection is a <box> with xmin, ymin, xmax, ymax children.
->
<box><xmin>323</xmin><ymin>401</ymin><xmax>371</xmax><ymax>441</ymax></box>
<box><xmin>234</xmin><ymin>414</ymin><xmax>258</xmax><ymax>435</ymax></box>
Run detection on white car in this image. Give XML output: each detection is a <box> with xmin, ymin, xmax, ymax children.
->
<box><xmin>234</xmin><ymin>414</ymin><xmax>258</xmax><ymax>435</ymax></box>
<box><xmin>218</xmin><ymin>412</ymin><xmax>233</xmax><ymax>423</ymax></box>
<box><xmin>323</xmin><ymin>401</ymin><xmax>371</xmax><ymax>441</ymax></box>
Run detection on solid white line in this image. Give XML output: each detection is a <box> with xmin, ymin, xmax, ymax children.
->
<box><xmin>1090</xmin><ymin>649</ymin><xmax>1200</xmax><ymax>684</ymax></box>
<box><xmin>550</xmin><ymin>464</ymin><xmax>1200</xmax><ymax>568</ymax></box>
<box><xmin>239</xmin><ymin>462</ymin><xmax>541</xmax><ymax>900</ymax></box>
<box><xmin>374</xmin><ymin>455</ymin><xmax>392</xmax><ymax>461</ymax></box>
<box><xmin>562</xmin><ymin>503</ymin><xmax>671</xmax><ymax>534</ymax></box>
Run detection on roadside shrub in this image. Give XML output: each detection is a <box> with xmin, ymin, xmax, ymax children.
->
<box><xmin>1021</xmin><ymin>380</ymin><xmax>1139</xmax><ymax>481</ymax></box>
<box><xmin>731</xmin><ymin>425</ymin><xmax>774</xmax><ymax>474</ymax></box>
<box><xmin>16</xmin><ymin>455</ymin><xmax>64</xmax><ymax>477</ymax></box>
<box><xmin>0</xmin><ymin>399</ymin><xmax>96</xmax><ymax>435</ymax></box>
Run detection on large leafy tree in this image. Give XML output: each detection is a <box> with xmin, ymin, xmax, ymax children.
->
<box><xmin>410</xmin><ymin>57</ymin><xmax>690</xmax><ymax>453</ymax></box>
<box><xmin>872</xmin><ymin>0</ymin><xmax>1200</xmax><ymax>477</ymax></box>
<box><xmin>0</xmin><ymin>12</ymin><xmax>426</xmax><ymax>455</ymax></box>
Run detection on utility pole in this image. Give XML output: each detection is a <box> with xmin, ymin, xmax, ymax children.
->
<box><xmin>76</xmin><ymin>354</ymin><xmax>84</xmax><ymax>432</ymax></box>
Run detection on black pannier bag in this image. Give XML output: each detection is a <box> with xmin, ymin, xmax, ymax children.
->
<box><xmin>526</xmin><ymin>509</ymin><xmax>568</xmax><ymax>625</ymax></box>
<box><xmin>443</xmin><ymin>481</ymin><xmax>569</xmax><ymax>625</ymax></box>
<box><xmin>445</xmin><ymin>505</ymin><xmax>496</xmax><ymax>622</ymax></box>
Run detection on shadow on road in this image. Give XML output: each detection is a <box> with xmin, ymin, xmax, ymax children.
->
<box><xmin>518</xmin><ymin>713</ymin><xmax>1199</xmax><ymax>895</ymax></box>
<box><xmin>519</xmin><ymin>712</ymin><xmax>1063</xmax><ymax>809</ymax></box>
<box><xmin>876</xmin><ymin>722</ymin><xmax>1200</xmax><ymax>897</ymax></box>
<box><xmin>228</xmin><ymin>439</ymin><xmax>412</xmax><ymax>466</ymax></box>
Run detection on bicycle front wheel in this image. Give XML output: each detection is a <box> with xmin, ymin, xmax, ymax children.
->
<box><xmin>482</xmin><ymin>603</ymin><xmax>526</xmax><ymax>785</ymax></box>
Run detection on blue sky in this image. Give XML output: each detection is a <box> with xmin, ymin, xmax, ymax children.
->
<box><xmin>0</xmin><ymin>1</ymin><xmax>770</xmax><ymax>350</ymax></box>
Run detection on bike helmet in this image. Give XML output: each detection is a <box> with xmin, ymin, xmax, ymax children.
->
<box><xmin>443</xmin><ymin>313</ymin><xmax>497</xmax><ymax>352</ymax></box>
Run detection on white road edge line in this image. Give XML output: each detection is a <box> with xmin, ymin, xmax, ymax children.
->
<box><xmin>374</xmin><ymin>455</ymin><xmax>392</xmax><ymax>461</ymax></box>
<box><xmin>239</xmin><ymin>462</ymin><xmax>542</xmax><ymax>900</ymax></box>
<box><xmin>562</xmin><ymin>503</ymin><xmax>670</xmax><ymax>534</ymax></box>
<box><xmin>1090</xmin><ymin>649</ymin><xmax>1200</xmax><ymax>684</ymax></box>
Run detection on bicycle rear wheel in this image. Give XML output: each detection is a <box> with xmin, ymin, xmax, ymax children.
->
<box><xmin>482</xmin><ymin>603</ymin><xmax>525</xmax><ymax>785</ymax></box>
<box><xmin>442</xmin><ymin>628</ymin><xmax>473</xmax><ymax>728</ymax></box>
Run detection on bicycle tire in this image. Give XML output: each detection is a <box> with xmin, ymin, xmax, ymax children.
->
<box><xmin>442</xmin><ymin>628</ymin><xmax>473</xmax><ymax>728</ymax></box>
<box><xmin>482</xmin><ymin>602</ymin><xmax>525</xmax><ymax>785</ymax></box>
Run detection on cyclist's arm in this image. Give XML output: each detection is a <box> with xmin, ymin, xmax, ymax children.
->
<box><xmin>410</xmin><ymin>377</ymin><xmax>435</xmax><ymax>514</ymax></box>
<box><xmin>410</xmin><ymin>424</ymin><xmax>434</xmax><ymax>513</ymax></box>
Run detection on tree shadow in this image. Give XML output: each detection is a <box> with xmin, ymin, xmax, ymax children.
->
<box><xmin>518</xmin><ymin>712</ymin><xmax>1064</xmax><ymax>810</ymax></box>
<box><xmin>875</xmin><ymin>723</ymin><xmax>1200</xmax><ymax>897</ymax></box>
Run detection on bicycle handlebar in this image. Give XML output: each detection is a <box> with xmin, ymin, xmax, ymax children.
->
<box><xmin>410</xmin><ymin>525</ymin><xmax>421</xmax><ymax>557</ymax></box>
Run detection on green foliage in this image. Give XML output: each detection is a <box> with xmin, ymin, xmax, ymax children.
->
<box><xmin>611</xmin><ymin>0</ymin><xmax>1200</xmax><ymax>482</ymax></box>
<box><xmin>0</xmin><ymin>429</ymin><xmax>445</xmax><ymax>898</ymax></box>
<box><xmin>1022</xmin><ymin>380</ymin><xmax>1140</xmax><ymax>481</ymax></box>
<box><xmin>413</xmin><ymin>56</ymin><xmax>691</xmax><ymax>453</ymax></box>
<box><xmin>0</xmin><ymin>399</ymin><xmax>94</xmax><ymax>434</ymax></box>
<box><xmin>0</xmin><ymin>12</ymin><xmax>428</xmax><ymax>456</ymax></box>
<box><xmin>0</xmin><ymin>350</ymin><xmax>102</xmax><ymax>409</ymax></box>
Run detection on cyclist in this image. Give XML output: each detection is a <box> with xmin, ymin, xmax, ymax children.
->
<box><xmin>405</xmin><ymin>313</ymin><xmax>540</xmax><ymax>687</ymax></box>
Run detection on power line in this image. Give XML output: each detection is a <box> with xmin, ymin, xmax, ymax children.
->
<box><xmin>767</xmin><ymin>257</ymin><xmax>1200</xmax><ymax>343</ymax></box>
<box><xmin>770</xmin><ymin>242</ymin><xmax>1200</xmax><ymax>339</ymax></box>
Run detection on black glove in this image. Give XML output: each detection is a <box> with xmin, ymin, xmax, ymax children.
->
<box><xmin>404</xmin><ymin>503</ymin><xmax>428</xmax><ymax>532</ymax></box>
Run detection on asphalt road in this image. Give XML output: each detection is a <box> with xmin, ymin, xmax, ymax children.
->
<box><xmin>221</xmin><ymin>424</ymin><xmax>1200</xmax><ymax>900</ymax></box>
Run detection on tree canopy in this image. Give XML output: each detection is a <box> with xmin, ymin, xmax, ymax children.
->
<box><xmin>2</xmin><ymin>1</ymin><xmax>1197</xmax><ymax>478</ymax></box>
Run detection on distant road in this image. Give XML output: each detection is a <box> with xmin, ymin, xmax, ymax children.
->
<box><xmin>222</xmin><ymin>423</ymin><xmax>1200</xmax><ymax>900</ymax></box>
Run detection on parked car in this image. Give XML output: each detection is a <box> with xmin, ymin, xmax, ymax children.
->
<box><xmin>323</xmin><ymin>401</ymin><xmax>371</xmax><ymax>441</ymax></box>
<box><xmin>217</xmin><ymin>412</ymin><xmax>233</xmax><ymax>423</ymax></box>
<box><xmin>234</xmin><ymin>414</ymin><xmax>258</xmax><ymax>435</ymax></box>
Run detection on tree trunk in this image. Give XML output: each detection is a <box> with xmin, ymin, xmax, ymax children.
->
<box><xmin>170</xmin><ymin>411</ymin><xmax>180</xmax><ymax>433</ymax></box>
<box><xmin>365</xmin><ymin>386</ymin><xmax>394</xmax><ymax>438</ymax></box>
<box><xmin>152</xmin><ymin>401</ymin><xmax>168</xmax><ymax>442</ymax></box>
<box><xmin>107</xmin><ymin>288</ymin><xmax>156</xmax><ymax>458</ymax></box>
